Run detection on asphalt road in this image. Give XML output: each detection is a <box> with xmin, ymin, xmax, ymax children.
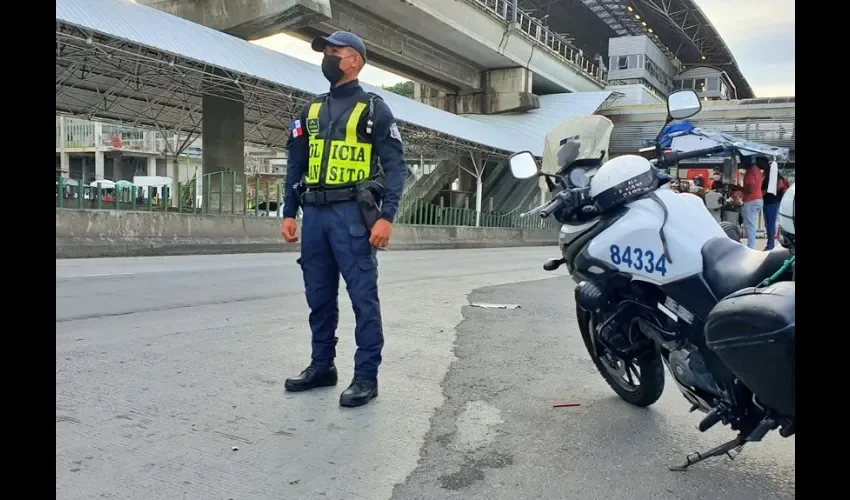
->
<box><xmin>56</xmin><ymin>248</ymin><xmax>794</xmax><ymax>500</ymax></box>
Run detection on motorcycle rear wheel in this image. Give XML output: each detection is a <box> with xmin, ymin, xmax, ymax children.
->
<box><xmin>577</xmin><ymin>307</ymin><xmax>665</xmax><ymax>407</ymax></box>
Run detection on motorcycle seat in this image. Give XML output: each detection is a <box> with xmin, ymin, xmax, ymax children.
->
<box><xmin>701</xmin><ymin>237</ymin><xmax>791</xmax><ymax>300</ymax></box>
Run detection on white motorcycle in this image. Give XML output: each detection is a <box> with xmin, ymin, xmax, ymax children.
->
<box><xmin>509</xmin><ymin>89</ymin><xmax>795</xmax><ymax>470</ymax></box>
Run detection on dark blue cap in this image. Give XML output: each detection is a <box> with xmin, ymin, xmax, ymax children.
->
<box><xmin>311</xmin><ymin>31</ymin><xmax>367</xmax><ymax>62</ymax></box>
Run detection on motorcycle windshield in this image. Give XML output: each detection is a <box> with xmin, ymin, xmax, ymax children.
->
<box><xmin>541</xmin><ymin>115</ymin><xmax>614</xmax><ymax>176</ymax></box>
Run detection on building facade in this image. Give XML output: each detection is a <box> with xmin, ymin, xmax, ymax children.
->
<box><xmin>605</xmin><ymin>35</ymin><xmax>738</xmax><ymax>105</ymax></box>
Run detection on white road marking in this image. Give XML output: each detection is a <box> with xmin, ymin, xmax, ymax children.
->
<box><xmin>74</xmin><ymin>272</ymin><xmax>136</xmax><ymax>278</ymax></box>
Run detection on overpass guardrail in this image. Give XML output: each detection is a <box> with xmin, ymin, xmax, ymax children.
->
<box><xmin>56</xmin><ymin>173</ymin><xmax>559</xmax><ymax>230</ymax></box>
<box><xmin>467</xmin><ymin>0</ymin><xmax>607</xmax><ymax>84</ymax></box>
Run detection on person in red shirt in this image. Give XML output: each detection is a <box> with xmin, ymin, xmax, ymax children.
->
<box><xmin>741</xmin><ymin>156</ymin><xmax>764</xmax><ymax>248</ymax></box>
<box><xmin>710</xmin><ymin>169</ymin><xmax>723</xmax><ymax>190</ymax></box>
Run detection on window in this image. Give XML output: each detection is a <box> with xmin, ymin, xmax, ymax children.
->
<box><xmin>706</xmin><ymin>77</ymin><xmax>720</xmax><ymax>91</ymax></box>
<box><xmin>694</xmin><ymin>78</ymin><xmax>707</xmax><ymax>92</ymax></box>
<box><xmin>617</xmin><ymin>56</ymin><xmax>628</xmax><ymax>70</ymax></box>
<box><xmin>608</xmin><ymin>78</ymin><xmax>666</xmax><ymax>99</ymax></box>
<box><xmin>682</xmin><ymin>79</ymin><xmax>694</xmax><ymax>89</ymax></box>
<box><xmin>628</xmin><ymin>55</ymin><xmax>638</xmax><ymax>68</ymax></box>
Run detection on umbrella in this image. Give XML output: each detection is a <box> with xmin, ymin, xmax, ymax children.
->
<box><xmin>89</xmin><ymin>179</ymin><xmax>116</xmax><ymax>189</ymax></box>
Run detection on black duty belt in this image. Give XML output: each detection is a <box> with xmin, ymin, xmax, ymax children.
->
<box><xmin>301</xmin><ymin>188</ymin><xmax>358</xmax><ymax>205</ymax></box>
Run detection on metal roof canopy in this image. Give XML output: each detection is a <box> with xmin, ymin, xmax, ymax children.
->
<box><xmin>56</xmin><ymin>0</ymin><xmax>615</xmax><ymax>162</ymax></box>
<box><xmin>580</xmin><ymin>0</ymin><xmax>755</xmax><ymax>99</ymax></box>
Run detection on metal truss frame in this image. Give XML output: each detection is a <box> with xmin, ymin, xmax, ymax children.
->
<box><xmin>577</xmin><ymin>0</ymin><xmax>753</xmax><ymax>98</ymax></box>
<box><xmin>634</xmin><ymin>0</ymin><xmax>729</xmax><ymax>60</ymax></box>
<box><xmin>579</xmin><ymin>0</ymin><xmax>676</xmax><ymax>60</ymax></box>
<box><xmin>633</xmin><ymin>0</ymin><xmax>754</xmax><ymax>98</ymax></box>
<box><xmin>56</xmin><ymin>21</ymin><xmax>512</xmax><ymax>166</ymax></box>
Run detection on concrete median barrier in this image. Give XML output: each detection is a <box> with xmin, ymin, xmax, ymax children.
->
<box><xmin>56</xmin><ymin>209</ymin><xmax>560</xmax><ymax>258</ymax></box>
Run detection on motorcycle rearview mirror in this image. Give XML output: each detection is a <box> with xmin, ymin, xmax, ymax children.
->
<box><xmin>508</xmin><ymin>151</ymin><xmax>540</xmax><ymax>180</ymax></box>
<box><xmin>666</xmin><ymin>90</ymin><xmax>702</xmax><ymax>120</ymax></box>
<box><xmin>654</xmin><ymin>89</ymin><xmax>702</xmax><ymax>159</ymax></box>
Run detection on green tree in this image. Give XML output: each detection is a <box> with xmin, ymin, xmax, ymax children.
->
<box><xmin>381</xmin><ymin>80</ymin><xmax>415</xmax><ymax>99</ymax></box>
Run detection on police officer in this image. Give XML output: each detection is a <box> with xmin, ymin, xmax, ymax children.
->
<box><xmin>280</xmin><ymin>31</ymin><xmax>406</xmax><ymax>407</ymax></box>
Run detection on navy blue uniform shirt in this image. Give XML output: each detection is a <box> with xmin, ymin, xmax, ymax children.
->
<box><xmin>283</xmin><ymin>80</ymin><xmax>406</xmax><ymax>222</ymax></box>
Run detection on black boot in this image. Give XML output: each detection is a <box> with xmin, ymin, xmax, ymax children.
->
<box><xmin>339</xmin><ymin>377</ymin><xmax>379</xmax><ymax>407</ymax></box>
<box><xmin>284</xmin><ymin>362</ymin><xmax>338</xmax><ymax>392</ymax></box>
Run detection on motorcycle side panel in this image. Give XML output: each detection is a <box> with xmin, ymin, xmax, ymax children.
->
<box><xmin>559</xmin><ymin>220</ymin><xmax>600</xmax><ymax>248</ymax></box>
<box><xmin>586</xmin><ymin>188</ymin><xmax>726</xmax><ymax>285</ymax></box>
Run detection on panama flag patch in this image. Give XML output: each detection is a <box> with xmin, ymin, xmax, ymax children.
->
<box><xmin>291</xmin><ymin>119</ymin><xmax>303</xmax><ymax>138</ymax></box>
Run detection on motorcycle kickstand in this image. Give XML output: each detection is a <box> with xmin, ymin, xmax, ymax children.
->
<box><xmin>668</xmin><ymin>434</ymin><xmax>746</xmax><ymax>472</ymax></box>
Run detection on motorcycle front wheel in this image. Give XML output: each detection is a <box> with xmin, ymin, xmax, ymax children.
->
<box><xmin>577</xmin><ymin>307</ymin><xmax>665</xmax><ymax>407</ymax></box>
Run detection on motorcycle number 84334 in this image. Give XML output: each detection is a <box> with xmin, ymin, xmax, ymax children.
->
<box><xmin>608</xmin><ymin>244</ymin><xmax>668</xmax><ymax>277</ymax></box>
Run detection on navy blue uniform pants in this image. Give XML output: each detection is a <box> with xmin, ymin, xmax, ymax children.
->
<box><xmin>763</xmin><ymin>201</ymin><xmax>780</xmax><ymax>250</ymax></box>
<box><xmin>299</xmin><ymin>201</ymin><xmax>383</xmax><ymax>379</ymax></box>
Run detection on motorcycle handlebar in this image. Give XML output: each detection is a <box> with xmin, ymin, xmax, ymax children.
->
<box><xmin>538</xmin><ymin>186</ymin><xmax>592</xmax><ymax>219</ymax></box>
<box><xmin>657</xmin><ymin>145</ymin><xmax>728</xmax><ymax>168</ymax></box>
<box><xmin>534</xmin><ymin>145</ymin><xmax>725</xmax><ymax>220</ymax></box>
<box><xmin>539</xmin><ymin>192</ymin><xmax>567</xmax><ymax>218</ymax></box>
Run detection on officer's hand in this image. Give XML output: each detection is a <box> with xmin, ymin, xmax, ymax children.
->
<box><xmin>282</xmin><ymin>217</ymin><xmax>299</xmax><ymax>243</ymax></box>
<box><xmin>369</xmin><ymin>219</ymin><xmax>392</xmax><ymax>248</ymax></box>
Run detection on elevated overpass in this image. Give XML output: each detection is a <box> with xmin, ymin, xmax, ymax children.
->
<box><xmin>138</xmin><ymin>0</ymin><xmax>607</xmax><ymax>114</ymax></box>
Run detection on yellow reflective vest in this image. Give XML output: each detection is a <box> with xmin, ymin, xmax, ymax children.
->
<box><xmin>304</xmin><ymin>97</ymin><xmax>374</xmax><ymax>188</ymax></box>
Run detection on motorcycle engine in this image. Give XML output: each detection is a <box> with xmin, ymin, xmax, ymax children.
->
<box><xmin>668</xmin><ymin>345</ymin><xmax>723</xmax><ymax>397</ymax></box>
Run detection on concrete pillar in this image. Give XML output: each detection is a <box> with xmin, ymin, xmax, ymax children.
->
<box><xmin>415</xmin><ymin>82</ymin><xmax>457</xmax><ymax>114</ymax></box>
<box><xmin>94</xmin><ymin>122</ymin><xmax>103</xmax><ymax>148</ymax></box>
<box><xmin>147</xmin><ymin>156</ymin><xmax>157</xmax><ymax>176</ymax></box>
<box><xmin>112</xmin><ymin>155</ymin><xmax>121</xmax><ymax>181</ymax></box>
<box><xmin>60</xmin><ymin>153</ymin><xmax>70</xmax><ymax>179</ymax></box>
<box><xmin>95</xmin><ymin>151</ymin><xmax>105</xmax><ymax>181</ymax></box>
<box><xmin>166</xmin><ymin>160</ymin><xmax>176</xmax><ymax>182</ymax></box>
<box><xmin>202</xmin><ymin>93</ymin><xmax>244</xmax><ymax>173</ymax></box>
<box><xmin>476</xmin><ymin>67</ymin><xmax>538</xmax><ymax>114</ymax></box>
<box><xmin>59</xmin><ymin>116</ymin><xmax>67</xmax><ymax>149</ymax></box>
<box><xmin>457</xmin><ymin>163</ymin><xmax>475</xmax><ymax>192</ymax></box>
<box><xmin>202</xmin><ymin>88</ymin><xmax>244</xmax><ymax>214</ymax></box>
<box><xmin>166</xmin><ymin>159</ymin><xmax>178</xmax><ymax>207</ymax></box>
<box><xmin>416</xmin><ymin>68</ymin><xmax>539</xmax><ymax>114</ymax></box>
<box><xmin>139</xmin><ymin>0</ymin><xmax>331</xmax><ymax>38</ymax></box>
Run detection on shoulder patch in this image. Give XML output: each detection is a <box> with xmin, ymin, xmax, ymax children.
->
<box><xmin>290</xmin><ymin>120</ymin><xmax>303</xmax><ymax>138</ymax></box>
<box><xmin>306</xmin><ymin>118</ymin><xmax>320</xmax><ymax>135</ymax></box>
<box><xmin>389</xmin><ymin>122</ymin><xmax>403</xmax><ymax>143</ymax></box>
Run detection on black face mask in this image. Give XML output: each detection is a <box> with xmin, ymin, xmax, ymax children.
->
<box><xmin>321</xmin><ymin>55</ymin><xmax>344</xmax><ymax>85</ymax></box>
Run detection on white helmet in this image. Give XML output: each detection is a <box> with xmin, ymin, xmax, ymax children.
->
<box><xmin>778</xmin><ymin>182</ymin><xmax>795</xmax><ymax>249</ymax></box>
<box><xmin>589</xmin><ymin>154</ymin><xmax>658</xmax><ymax>212</ymax></box>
